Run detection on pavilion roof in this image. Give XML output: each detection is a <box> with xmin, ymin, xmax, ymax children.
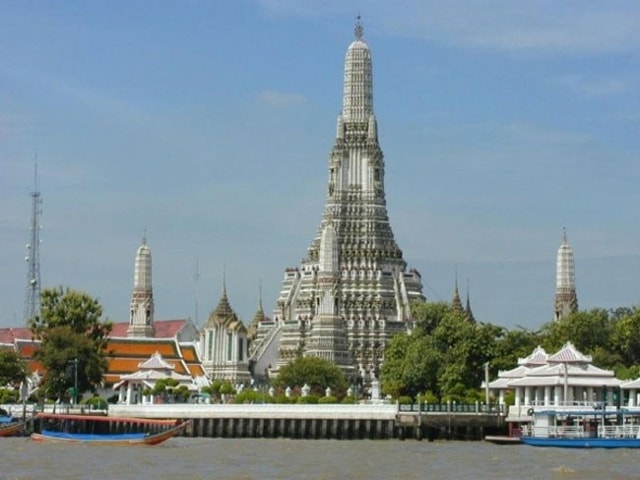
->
<box><xmin>517</xmin><ymin>346</ymin><xmax>548</xmax><ymax>367</ymax></box>
<box><xmin>547</xmin><ymin>341</ymin><xmax>592</xmax><ymax>364</ymax></box>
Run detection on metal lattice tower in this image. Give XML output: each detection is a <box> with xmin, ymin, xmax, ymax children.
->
<box><xmin>24</xmin><ymin>163</ymin><xmax>43</xmax><ymax>324</ymax></box>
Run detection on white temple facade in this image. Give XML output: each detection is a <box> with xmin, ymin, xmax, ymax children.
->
<box><xmin>555</xmin><ymin>229</ymin><xmax>578</xmax><ymax>321</ymax></box>
<box><xmin>127</xmin><ymin>235</ymin><xmax>155</xmax><ymax>338</ymax></box>
<box><xmin>201</xmin><ymin>288</ymin><xmax>252</xmax><ymax>384</ymax></box>
<box><xmin>254</xmin><ymin>18</ymin><xmax>424</xmax><ymax>383</ymax></box>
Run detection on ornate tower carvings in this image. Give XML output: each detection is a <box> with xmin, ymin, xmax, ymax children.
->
<box><xmin>555</xmin><ymin>229</ymin><xmax>578</xmax><ymax>321</ymax></box>
<box><xmin>128</xmin><ymin>235</ymin><xmax>155</xmax><ymax>338</ymax></box>
<box><xmin>267</xmin><ymin>19</ymin><xmax>424</xmax><ymax>381</ymax></box>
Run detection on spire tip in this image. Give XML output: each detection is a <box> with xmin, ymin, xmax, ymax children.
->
<box><xmin>354</xmin><ymin>14</ymin><xmax>363</xmax><ymax>40</ymax></box>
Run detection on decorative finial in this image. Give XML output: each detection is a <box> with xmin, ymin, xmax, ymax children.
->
<box><xmin>562</xmin><ymin>227</ymin><xmax>567</xmax><ymax>244</ymax></box>
<box><xmin>222</xmin><ymin>264</ymin><xmax>227</xmax><ymax>296</ymax></box>
<box><xmin>258</xmin><ymin>279</ymin><xmax>263</xmax><ymax>311</ymax></box>
<box><xmin>354</xmin><ymin>14</ymin><xmax>363</xmax><ymax>40</ymax></box>
<box><xmin>142</xmin><ymin>229</ymin><xmax>147</xmax><ymax>245</ymax></box>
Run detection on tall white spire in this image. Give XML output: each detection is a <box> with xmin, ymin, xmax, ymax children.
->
<box><xmin>128</xmin><ymin>234</ymin><xmax>155</xmax><ymax>337</ymax></box>
<box><xmin>555</xmin><ymin>228</ymin><xmax>578</xmax><ymax>321</ymax></box>
<box><xmin>341</xmin><ymin>15</ymin><xmax>373</xmax><ymax>123</ymax></box>
<box><xmin>264</xmin><ymin>17</ymin><xmax>424</xmax><ymax>383</ymax></box>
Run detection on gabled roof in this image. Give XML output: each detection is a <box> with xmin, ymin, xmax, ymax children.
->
<box><xmin>138</xmin><ymin>351</ymin><xmax>175</xmax><ymax>371</ymax></box>
<box><xmin>621</xmin><ymin>378</ymin><xmax>640</xmax><ymax>389</ymax></box>
<box><xmin>113</xmin><ymin>352</ymin><xmax>195</xmax><ymax>390</ymax></box>
<box><xmin>517</xmin><ymin>346</ymin><xmax>548</xmax><ymax>367</ymax></box>
<box><xmin>547</xmin><ymin>342</ymin><xmax>592</xmax><ymax>364</ymax></box>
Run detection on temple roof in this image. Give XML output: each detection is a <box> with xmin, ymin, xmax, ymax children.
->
<box><xmin>138</xmin><ymin>351</ymin><xmax>174</xmax><ymax>371</ymax></box>
<box><xmin>0</xmin><ymin>327</ymin><xmax>34</xmax><ymax>344</ymax></box>
<box><xmin>110</xmin><ymin>319</ymin><xmax>188</xmax><ymax>338</ymax></box>
<box><xmin>547</xmin><ymin>342</ymin><xmax>591</xmax><ymax>364</ymax></box>
<box><xmin>517</xmin><ymin>346</ymin><xmax>548</xmax><ymax>367</ymax></box>
<box><xmin>205</xmin><ymin>290</ymin><xmax>246</xmax><ymax>333</ymax></box>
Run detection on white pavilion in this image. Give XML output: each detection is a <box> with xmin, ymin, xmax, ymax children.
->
<box><xmin>114</xmin><ymin>351</ymin><xmax>200</xmax><ymax>405</ymax></box>
<box><xmin>487</xmin><ymin>342</ymin><xmax>622</xmax><ymax>421</ymax></box>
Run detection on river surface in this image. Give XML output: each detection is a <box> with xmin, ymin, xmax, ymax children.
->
<box><xmin>1</xmin><ymin>437</ymin><xmax>639</xmax><ymax>479</ymax></box>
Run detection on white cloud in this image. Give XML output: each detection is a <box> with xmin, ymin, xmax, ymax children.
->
<box><xmin>257</xmin><ymin>90</ymin><xmax>307</xmax><ymax>107</ymax></box>
<box><xmin>256</xmin><ymin>0</ymin><xmax>640</xmax><ymax>54</ymax></box>
<box><xmin>555</xmin><ymin>74</ymin><xmax>633</xmax><ymax>97</ymax></box>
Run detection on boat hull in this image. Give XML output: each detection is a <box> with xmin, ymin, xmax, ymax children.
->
<box><xmin>0</xmin><ymin>421</ymin><xmax>28</xmax><ymax>437</ymax></box>
<box><xmin>31</xmin><ymin>414</ymin><xmax>189</xmax><ymax>446</ymax></box>
<box><xmin>521</xmin><ymin>436</ymin><xmax>640</xmax><ymax>448</ymax></box>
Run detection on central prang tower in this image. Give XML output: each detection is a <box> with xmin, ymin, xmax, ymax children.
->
<box><xmin>264</xmin><ymin>19</ymin><xmax>424</xmax><ymax>382</ymax></box>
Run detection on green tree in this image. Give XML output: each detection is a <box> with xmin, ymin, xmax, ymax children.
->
<box><xmin>0</xmin><ymin>349</ymin><xmax>28</xmax><ymax>387</ymax></box>
<box><xmin>540</xmin><ymin>308</ymin><xmax>613</xmax><ymax>354</ymax></box>
<box><xmin>411</xmin><ymin>301</ymin><xmax>452</xmax><ymax>334</ymax></box>
<box><xmin>491</xmin><ymin>328</ymin><xmax>540</xmax><ymax>372</ymax></box>
<box><xmin>611</xmin><ymin>306</ymin><xmax>640</xmax><ymax>365</ymax></box>
<box><xmin>274</xmin><ymin>356</ymin><xmax>348</xmax><ymax>397</ymax></box>
<box><xmin>381</xmin><ymin>330</ymin><xmax>441</xmax><ymax>399</ymax></box>
<box><xmin>30</xmin><ymin>287</ymin><xmax>112</xmax><ymax>401</ymax></box>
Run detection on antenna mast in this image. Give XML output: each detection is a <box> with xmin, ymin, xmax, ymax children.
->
<box><xmin>193</xmin><ymin>258</ymin><xmax>200</xmax><ymax>327</ymax></box>
<box><xmin>24</xmin><ymin>162</ymin><xmax>43</xmax><ymax>324</ymax></box>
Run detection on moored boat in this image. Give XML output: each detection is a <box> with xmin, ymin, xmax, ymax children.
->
<box><xmin>484</xmin><ymin>435</ymin><xmax>522</xmax><ymax>445</ymax></box>
<box><xmin>520</xmin><ymin>405</ymin><xmax>640</xmax><ymax>448</ymax></box>
<box><xmin>0</xmin><ymin>417</ymin><xmax>29</xmax><ymax>437</ymax></box>
<box><xmin>30</xmin><ymin>413</ymin><xmax>189</xmax><ymax>446</ymax></box>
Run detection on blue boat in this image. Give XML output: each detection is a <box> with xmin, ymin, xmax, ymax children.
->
<box><xmin>31</xmin><ymin>413</ymin><xmax>189</xmax><ymax>445</ymax></box>
<box><xmin>520</xmin><ymin>406</ymin><xmax>640</xmax><ymax>448</ymax></box>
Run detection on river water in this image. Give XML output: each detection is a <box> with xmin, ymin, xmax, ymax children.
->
<box><xmin>1</xmin><ymin>437</ymin><xmax>639</xmax><ymax>479</ymax></box>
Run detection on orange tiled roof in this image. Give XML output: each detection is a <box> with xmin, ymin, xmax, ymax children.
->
<box><xmin>107</xmin><ymin>339</ymin><xmax>179</xmax><ymax>358</ymax></box>
<box><xmin>180</xmin><ymin>344</ymin><xmax>198</xmax><ymax>362</ymax></box>
<box><xmin>187</xmin><ymin>364</ymin><xmax>205</xmax><ymax>377</ymax></box>
<box><xmin>16</xmin><ymin>340</ymin><xmax>40</xmax><ymax>358</ymax></box>
<box><xmin>107</xmin><ymin>356</ymin><xmax>189</xmax><ymax>376</ymax></box>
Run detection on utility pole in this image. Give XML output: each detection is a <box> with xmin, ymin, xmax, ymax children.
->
<box><xmin>68</xmin><ymin>358</ymin><xmax>79</xmax><ymax>405</ymax></box>
<box><xmin>484</xmin><ymin>362</ymin><xmax>490</xmax><ymax>405</ymax></box>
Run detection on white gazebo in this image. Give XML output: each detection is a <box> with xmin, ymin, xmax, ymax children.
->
<box><xmin>487</xmin><ymin>342</ymin><xmax>621</xmax><ymax>420</ymax></box>
<box><xmin>114</xmin><ymin>351</ymin><xmax>198</xmax><ymax>405</ymax></box>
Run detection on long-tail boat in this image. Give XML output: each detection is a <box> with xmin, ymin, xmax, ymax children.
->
<box><xmin>30</xmin><ymin>413</ymin><xmax>189</xmax><ymax>446</ymax></box>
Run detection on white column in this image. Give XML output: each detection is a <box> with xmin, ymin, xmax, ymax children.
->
<box><xmin>515</xmin><ymin>387</ymin><xmax>521</xmax><ymax>407</ymax></box>
<box><xmin>554</xmin><ymin>386</ymin><xmax>562</xmax><ymax>406</ymax></box>
<box><xmin>118</xmin><ymin>386</ymin><xmax>125</xmax><ymax>404</ymax></box>
<box><xmin>544</xmin><ymin>386</ymin><xmax>551</xmax><ymax>406</ymax></box>
<box><xmin>126</xmin><ymin>383</ymin><xmax>133</xmax><ymax>405</ymax></box>
<box><xmin>524</xmin><ymin>387</ymin><xmax>531</xmax><ymax>406</ymax></box>
<box><xmin>630</xmin><ymin>390</ymin><xmax>636</xmax><ymax>407</ymax></box>
<box><xmin>499</xmin><ymin>390</ymin><xmax>505</xmax><ymax>405</ymax></box>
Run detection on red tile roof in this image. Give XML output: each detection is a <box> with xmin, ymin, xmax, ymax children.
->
<box><xmin>0</xmin><ymin>327</ymin><xmax>35</xmax><ymax>344</ymax></box>
<box><xmin>109</xmin><ymin>319</ymin><xmax>188</xmax><ymax>339</ymax></box>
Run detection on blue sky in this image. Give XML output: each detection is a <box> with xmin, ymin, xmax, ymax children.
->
<box><xmin>1</xmin><ymin>0</ymin><xmax>639</xmax><ymax>331</ymax></box>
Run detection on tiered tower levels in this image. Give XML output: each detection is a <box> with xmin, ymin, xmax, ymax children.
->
<box><xmin>262</xmin><ymin>20</ymin><xmax>424</xmax><ymax>382</ymax></box>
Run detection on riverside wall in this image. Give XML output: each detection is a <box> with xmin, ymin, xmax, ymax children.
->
<box><xmin>107</xmin><ymin>403</ymin><xmax>507</xmax><ymax>441</ymax></box>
